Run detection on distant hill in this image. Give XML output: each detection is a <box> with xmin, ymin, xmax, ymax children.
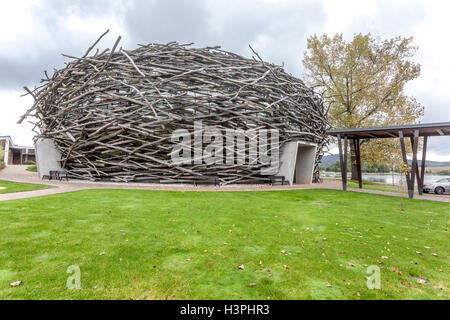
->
<box><xmin>320</xmin><ymin>154</ymin><xmax>340</xmax><ymax>167</ymax></box>
<box><xmin>320</xmin><ymin>154</ymin><xmax>450</xmax><ymax>167</ymax></box>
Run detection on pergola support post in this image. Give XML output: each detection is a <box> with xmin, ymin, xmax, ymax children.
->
<box><xmin>337</xmin><ymin>134</ymin><xmax>348</xmax><ymax>191</ymax></box>
<box><xmin>353</xmin><ymin>138</ymin><xmax>363</xmax><ymax>189</ymax></box>
<box><xmin>399</xmin><ymin>130</ymin><xmax>414</xmax><ymax>199</ymax></box>
<box><xmin>418</xmin><ymin>136</ymin><xmax>428</xmax><ymax>195</ymax></box>
<box><xmin>410</xmin><ymin>130</ymin><xmax>419</xmax><ymax>198</ymax></box>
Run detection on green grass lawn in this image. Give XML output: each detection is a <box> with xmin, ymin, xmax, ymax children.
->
<box><xmin>0</xmin><ymin>179</ymin><xmax>50</xmax><ymax>194</ymax></box>
<box><xmin>326</xmin><ymin>178</ymin><xmax>404</xmax><ymax>193</ymax></box>
<box><xmin>333</xmin><ymin>179</ymin><xmax>444</xmax><ymax>197</ymax></box>
<box><xmin>346</xmin><ymin>180</ymin><xmax>404</xmax><ymax>193</ymax></box>
<box><xmin>0</xmin><ymin>189</ymin><xmax>448</xmax><ymax>300</ymax></box>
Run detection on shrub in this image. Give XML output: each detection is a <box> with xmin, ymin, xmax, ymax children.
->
<box><xmin>26</xmin><ymin>164</ymin><xmax>37</xmax><ymax>172</ymax></box>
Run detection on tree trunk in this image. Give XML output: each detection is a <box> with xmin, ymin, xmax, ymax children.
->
<box><xmin>350</xmin><ymin>142</ymin><xmax>359</xmax><ymax>180</ymax></box>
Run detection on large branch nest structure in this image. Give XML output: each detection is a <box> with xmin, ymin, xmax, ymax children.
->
<box><xmin>20</xmin><ymin>31</ymin><xmax>328</xmax><ymax>184</ymax></box>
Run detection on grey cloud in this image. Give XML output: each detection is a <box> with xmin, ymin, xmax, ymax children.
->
<box><xmin>122</xmin><ymin>0</ymin><xmax>325</xmax><ymax>76</ymax></box>
<box><xmin>343</xmin><ymin>1</ymin><xmax>426</xmax><ymax>38</ymax></box>
<box><xmin>0</xmin><ymin>0</ymin><xmax>326</xmax><ymax>89</ymax></box>
<box><xmin>123</xmin><ymin>0</ymin><xmax>211</xmax><ymax>46</ymax></box>
<box><xmin>415</xmin><ymin>91</ymin><xmax>450</xmax><ymax>156</ymax></box>
<box><xmin>0</xmin><ymin>0</ymin><xmax>125</xmax><ymax>89</ymax></box>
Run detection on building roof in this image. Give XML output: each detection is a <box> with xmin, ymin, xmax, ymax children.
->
<box><xmin>326</xmin><ymin>122</ymin><xmax>450</xmax><ymax>139</ymax></box>
<box><xmin>0</xmin><ymin>136</ymin><xmax>33</xmax><ymax>149</ymax></box>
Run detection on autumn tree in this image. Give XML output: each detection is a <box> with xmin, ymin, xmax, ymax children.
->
<box><xmin>303</xmin><ymin>33</ymin><xmax>424</xmax><ymax>179</ymax></box>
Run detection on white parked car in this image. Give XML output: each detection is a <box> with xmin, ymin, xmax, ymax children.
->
<box><xmin>423</xmin><ymin>178</ymin><xmax>450</xmax><ymax>195</ymax></box>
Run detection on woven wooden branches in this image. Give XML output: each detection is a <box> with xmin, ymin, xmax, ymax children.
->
<box><xmin>20</xmin><ymin>31</ymin><xmax>328</xmax><ymax>184</ymax></box>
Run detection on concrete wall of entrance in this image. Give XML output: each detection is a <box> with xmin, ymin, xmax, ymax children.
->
<box><xmin>35</xmin><ymin>138</ymin><xmax>62</xmax><ymax>179</ymax></box>
<box><xmin>277</xmin><ymin>140</ymin><xmax>317</xmax><ymax>185</ymax></box>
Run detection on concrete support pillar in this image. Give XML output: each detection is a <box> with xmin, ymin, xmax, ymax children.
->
<box><xmin>4</xmin><ymin>139</ymin><xmax>9</xmax><ymax>165</ymax></box>
<box><xmin>35</xmin><ymin>137</ymin><xmax>62</xmax><ymax>179</ymax></box>
<box><xmin>277</xmin><ymin>140</ymin><xmax>317</xmax><ymax>185</ymax></box>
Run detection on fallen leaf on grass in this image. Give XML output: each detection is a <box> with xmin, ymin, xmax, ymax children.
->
<box><xmin>168</xmin><ymin>294</ymin><xmax>176</xmax><ymax>299</ymax></box>
<box><xmin>249</xmin><ymin>283</ymin><xmax>256</xmax><ymax>287</ymax></box>
<box><xmin>356</xmin><ymin>292</ymin><xmax>361</xmax><ymax>297</ymax></box>
<box><xmin>133</xmin><ymin>276</ymin><xmax>138</xmax><ymax>281</ymax></box>
<box><xmin>99</xmin><ymin>252</ymin><xmax>105</xmax><ymax>255</ymax></box>
<box><xmin>391</xmin><ymin>269</ymin><xmax>403</xmax><ymax>276</ymax></box>
<box><xmin>416</xmin><ymin>277</ymin><xmax>429</xmax><ymax>285</ymax></box>
<box><xmin>10</xmin><ymin>281</ymin><xmax>22</xmax><ymax>287</ymax></box>
<box><xmin>326</xmin><ymin>283</ymin><xmax>332</xmax><ymax>287</ymax></box>
<box><xmin>236</xmin><ymin>264</ymin><xmax>245</xmax><ymax>270</ymax></box>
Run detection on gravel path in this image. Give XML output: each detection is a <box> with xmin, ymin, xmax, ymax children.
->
<box><xmin>0</xmin><ymin>165</ymin><xmax>449</xmax><ymax>203</ymax></box>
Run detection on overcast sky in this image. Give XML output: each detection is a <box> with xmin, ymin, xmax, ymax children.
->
<box><xmin>1</xmin><ymin>0</ymin><xmax>449</xmax><ymax>160</ymax></box>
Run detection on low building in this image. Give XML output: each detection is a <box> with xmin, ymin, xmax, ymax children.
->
<box><xmin>0</xmin><ymin>136</ymin><xmax>35</xmax><ymax>165</ymax></box>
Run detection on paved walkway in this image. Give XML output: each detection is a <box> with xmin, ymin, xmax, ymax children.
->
<box><xmin>0</xmin><ymin>165</ymin><xmax>449</xmax><ymax>203</ymax></box>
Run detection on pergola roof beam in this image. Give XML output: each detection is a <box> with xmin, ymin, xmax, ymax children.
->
<box><xmin>327</xmin><ymin>122</ymin><xmax>450</xmax><ymax>139</ymax></box>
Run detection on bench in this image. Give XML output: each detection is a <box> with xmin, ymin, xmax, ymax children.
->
<box><xmin>193</xmin><ymin>175</ymin><xmax>220</xmax><ymax>186</ymax></box>
<box><xmin>56</xmin><ymin>170</ymin><xmax>69</xmax><ymax>181</ymax></box>
<box><xmin>269</xmin><ymin>175</ymin><xmax>289</xmax><ymax>185</ymax></box>
<box><xmin>44</xmin><ymin>170</ymin><xmax>69</xmax><ymax>181</ymax></box>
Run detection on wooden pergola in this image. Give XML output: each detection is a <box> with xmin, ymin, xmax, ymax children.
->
<box><xmin>327</xmin><ymin>122</ymin><xmax>450</xmax><ymax>199</ymax></box>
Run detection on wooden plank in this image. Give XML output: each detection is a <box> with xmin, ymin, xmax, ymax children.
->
<box><xmin>386</xmin><ymin>132</ymin><xmax>398</xmax><ymax>138</ymax></box>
